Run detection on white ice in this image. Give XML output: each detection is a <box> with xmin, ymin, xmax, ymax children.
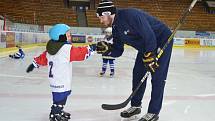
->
<box><xmin>0</xmin><ymin>47</ymin><xmax>215</xmax><ymax>121</ymax></box>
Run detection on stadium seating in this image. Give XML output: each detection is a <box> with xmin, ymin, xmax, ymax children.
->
<box><xmin>0</xmin><ymin>0</ymin><xmax>77</xmax><ymax>26</ymax></box>
<box><xmin>86</xmin><ymin>0</ymin><xmax>215</xmax><ymax>31</ymax></box>
<box><xmin>0</xmin><ymin>0</ymin><xmax>214</xmax><ymax>31</ymax></box>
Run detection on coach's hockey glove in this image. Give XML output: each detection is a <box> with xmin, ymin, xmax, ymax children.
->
<box><xmin>142</xmin><ymin>51</ymin><xmax>159</xmax><ymax>73</ymax></box>
<box><xmin>96</xmin><ymin>41</ymin><xmax>112</xmax><ymax>54</ymax></box>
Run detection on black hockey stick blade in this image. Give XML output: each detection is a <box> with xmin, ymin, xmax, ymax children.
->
<box><xmin>101</xmin><ymin>98</ymin><xmax>130</xmax><ymax>110</ymax></box>
<box><xmin>102</xmin><ymin>72</ymin><xmax>150</xmax><ymax>110</ymax></box>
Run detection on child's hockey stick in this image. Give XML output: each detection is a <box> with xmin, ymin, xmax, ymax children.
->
<box><xmin>102</xmin><ymin>0</ymin><xmax>198</xmax><ymax>110</ymax></box>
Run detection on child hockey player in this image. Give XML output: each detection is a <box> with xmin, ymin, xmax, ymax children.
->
<box><xmin>9</xmin><ymin>45</ymin><xmax>25</xmax><ymax>59</ymax></box>
<box><xmin>26</xmin><ymin>24</ymin><xmax>96</xmax><ymax>121</ymax></box>
<box><xmin>99</xmin><ymin>27</ymin><xmax>115</xmax><ymax>77</ymax></box>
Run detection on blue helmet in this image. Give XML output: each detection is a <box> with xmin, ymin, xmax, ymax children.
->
<box><xmin>49</xmin><ymin>24</ymin><xmax>71</xmax><ymax>41</ymax></box>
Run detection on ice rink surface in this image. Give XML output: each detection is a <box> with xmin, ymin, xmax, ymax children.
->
<box><xmin>0</xmin><ymin>47</ymin><xmax>215</xmax><ymax>121</ymax></box>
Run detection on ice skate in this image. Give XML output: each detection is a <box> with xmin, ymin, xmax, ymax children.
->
<box><xmin>99</xmin><ymin>71</ymin><xmax>105</xmax><ymax>77</ymax></box>
<box><xmin>120</xmin><ymin>106</ymin><xmax>141</xmax><ymax>120</ymax></box>
<box><xmin>61</xmin><ymin>111</ymin><xmax>71</xmax><ymax>119</ymax></box>
<box><xmin>138</xmin><ymin>113</ymin><xmax>159</xmax><ymax>121</ymax></box>
<box><xmin>49</xmin><ymin>113</ymin><xmax>69</xmax><ymax>121</ymax></box>
<box><xmin>110</xmin><ymin>72</ymin><xmax>114</xmax><ymax>78</ymax></box>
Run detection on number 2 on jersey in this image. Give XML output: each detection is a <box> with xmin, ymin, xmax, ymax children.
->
<box><xmin>49</xmin><ymin>61</ymin><xmax>54</xmax><ymax>78</ymax></box>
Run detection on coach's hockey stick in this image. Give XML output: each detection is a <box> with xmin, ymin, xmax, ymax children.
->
<box><xmin>102</xmin><ymin>0</ymin><xmax>198</xmax><ymax>110</ymax></box>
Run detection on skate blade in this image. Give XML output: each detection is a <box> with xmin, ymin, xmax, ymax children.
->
<box><xmin>98</xmin><ymin>74</ymin><xmax>104</xmax><ymax>77</ymax></box>
<box><xmin>121</xmin><ymin>115</ymin><xmax>140</xmax><ymax>121</ymax></box>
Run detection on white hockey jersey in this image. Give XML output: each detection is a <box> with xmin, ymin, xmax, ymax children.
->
<box><xmin>33</xmin><ymin>44</ymin><xmax>92</xmax><ymax>93</ymax></box>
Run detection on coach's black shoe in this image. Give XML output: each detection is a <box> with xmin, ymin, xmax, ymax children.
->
<box><xmin>138</xmin><ymin>113</ymin><xmax>159</xmax><ymax>121</ymax></box>
<box><xmin>120</xmin><ymin>106</ymin><xmax>141</xmax><ymax>118</ymax></box>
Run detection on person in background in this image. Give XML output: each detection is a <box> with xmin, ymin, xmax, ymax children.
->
<box><xmin>99</xmin><ymin>27</ymin><xmax>115</xmax><ymax>78</ymax></box>
<box><xmin>9</xmin><ymin>45</ymin><xmax>25</xmax><ymax>59</ymax></box>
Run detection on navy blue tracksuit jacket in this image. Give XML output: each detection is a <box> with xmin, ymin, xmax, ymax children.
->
<box><xmin>109</xmin><ymin>8</ymin><xmax>173</xmax><ymax>114</ymax></box>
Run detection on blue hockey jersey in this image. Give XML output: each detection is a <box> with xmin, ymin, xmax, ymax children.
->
<box><xmin>110</xmin><ymin>8</ymin><xmax>172</xmax><ymax>57</ymax></box>
<box><xmin>10</xmin><ymin>48</ymin><xmax>25</xmax><ymax>59</ymax></box>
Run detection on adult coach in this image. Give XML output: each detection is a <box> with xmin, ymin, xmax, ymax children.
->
<box><xmin>96</xmin><ymin>0</ymin><xmax>173</xmax><ymax>121</ymax></box>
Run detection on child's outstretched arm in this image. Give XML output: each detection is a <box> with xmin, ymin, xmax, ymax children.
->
<box><xmin>33</xmin><ymin>51</ymin><xmax>48</xmax><ymax>66</ymax></box>
<box><xmin>70</xmin><ymin>44</ymin><xmax>96</xmax><ymax>62</ymax></box>
<box><xmin>26</xmin><ymin>51</ymin><xmax>48</xmax><ymax>73</ymax></box>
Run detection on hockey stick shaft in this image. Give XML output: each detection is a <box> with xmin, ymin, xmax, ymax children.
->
<box><xmin>157</xmin><ymin>0</ymin><xmax>198</xmax><ymax>59</ymax></box>
<box><xmin>102</xmin><ymin>0</ymin><xmax>198</xmax><ymax>110</ymax></box>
